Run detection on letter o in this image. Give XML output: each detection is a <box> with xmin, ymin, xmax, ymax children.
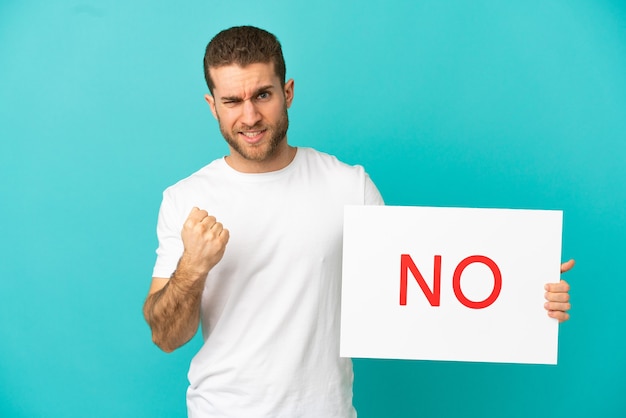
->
<box><xmin>452</xmin><ymin>255</ymin><xmax>502</xmax><ymax>309</ymax></box>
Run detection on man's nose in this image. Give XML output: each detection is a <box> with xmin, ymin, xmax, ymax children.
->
<box><xmin>240</xmin><ymin>100</ymin><xmax>262</xmax><ymax>127</ymax></box>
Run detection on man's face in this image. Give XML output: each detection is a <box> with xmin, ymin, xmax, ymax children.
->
<box><xmin>205</xmin><ymin>62</ymin><xmax>294</xmax><ymax>171</ymax></box>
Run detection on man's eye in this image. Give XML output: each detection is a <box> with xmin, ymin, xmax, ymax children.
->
<box><xmin>257</xmin><ymin>92</ymin><xmax>270</xmax><ymax>100</ymax></box>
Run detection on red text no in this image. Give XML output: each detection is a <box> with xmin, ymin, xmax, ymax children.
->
<box><xmin>400</xmin><ymin>255</ymin><xmax>502</xmax><ymax>309</ymax></box>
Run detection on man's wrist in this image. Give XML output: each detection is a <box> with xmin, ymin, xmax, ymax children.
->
<box><xmin>169</xmin><ymin>256</ymin><xmax>208</xmax><ymax>295</ymax></box>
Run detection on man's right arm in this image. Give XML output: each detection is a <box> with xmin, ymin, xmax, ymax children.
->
<box><xmin>143</xmin><ymin>207</ymin><xmax>229</xmax><ymax>353</ymax></box>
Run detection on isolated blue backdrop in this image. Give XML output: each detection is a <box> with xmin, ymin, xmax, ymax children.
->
<box><xmin>1</xmin><ymin>1</ymin><xmax>625</xmax><ymax>417</ymax></box>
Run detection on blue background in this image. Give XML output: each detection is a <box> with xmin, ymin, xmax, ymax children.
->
<box><xmin>1</xmin><ymin>1</ymin><xmax>625</xmax><ymax>417</ymax></box>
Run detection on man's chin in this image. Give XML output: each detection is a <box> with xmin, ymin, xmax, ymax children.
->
<box><xmin>230</xmin><ymin>142</ymin><xmax>275</xmax><ymax>162</ymax></box>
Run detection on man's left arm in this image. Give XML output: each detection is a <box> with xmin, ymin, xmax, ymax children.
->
<box><xmin>544</xmin><ymin>259</ymin><xmax>575</xmax><ymax>322</ymax></box>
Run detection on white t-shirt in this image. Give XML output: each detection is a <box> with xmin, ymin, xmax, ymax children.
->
<box><xmin>153</xmin><ymin>147</ymin><xmax>384</xmax><ymax>418</ymax></box>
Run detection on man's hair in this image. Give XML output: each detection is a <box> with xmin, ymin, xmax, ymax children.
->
<box><xmin>203</xmin><ymin>26</ymin><xmax>286</xmax><ymax>94</ymax></box>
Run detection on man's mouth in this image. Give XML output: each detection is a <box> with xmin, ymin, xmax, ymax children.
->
<box><xmin>239</xmin><ymin>129</ymin><xmax>267</xmax><ymax>143</ymax></box>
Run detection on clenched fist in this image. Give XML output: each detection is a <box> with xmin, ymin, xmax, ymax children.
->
<box><xmin>179</xmin><ymin>207</ymin><xmax>230</xmax><ymax>278</ymax></box>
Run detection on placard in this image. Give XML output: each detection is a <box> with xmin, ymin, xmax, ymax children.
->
<box><xmin>340</xmin><ymin>205</ymin><xmax>563</xmax><ymax>364</ymax></box>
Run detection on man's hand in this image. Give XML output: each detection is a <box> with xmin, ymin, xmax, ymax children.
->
<box><xmin>180</xmin><ymin>207</ymin><xmax>230</xmax><ymax>278</ymax></box>
<box><xmin>544</xmin><ymin>259</ymin><xmax>575</xmax><ymax>322</ymax></box>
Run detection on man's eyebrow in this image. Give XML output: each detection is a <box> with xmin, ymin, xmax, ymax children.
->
<box><xmin>220</xmin><ymin>85</ymin><xmax>275</xmax><ymax>102</ymax></box>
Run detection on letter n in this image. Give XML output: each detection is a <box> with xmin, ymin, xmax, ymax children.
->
<box><xmin>400</xmin><ymin>255</ymin><xmax>441</xmax><ymax>306</ymax></box>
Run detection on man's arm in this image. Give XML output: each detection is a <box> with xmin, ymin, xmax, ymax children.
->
<box><xmin>143</xmin><ymin>207</ymin><xmax>229</xmax><ymax>352</ymax></box>
<box><xmin>544</xmin><ymin>259</ymin><xmax>574</xmax><ymax>323</ymax></box>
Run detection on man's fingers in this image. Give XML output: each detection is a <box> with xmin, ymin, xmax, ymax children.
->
<box><xmin>206</xmin><ymin>221</ymin><xmax>223</xmax><ymax>234</ymax></box>
<box><xmin>187</xmin><ymin>207</ymin><xmax>209</xmax><ymax>223</ymax></box>
<box><xmin>200</xmin><ymin>215</ymin><xmax>217</xmax><ymax>227</ymax></box>
<box><xmin>560</xmin><ymin>259</ymin><xmax>575</xmax><ymax>273</ymax></box>
<box><xmin>545</xmin><ymin>291</ymin><xmax>570</xmax><ymax>303</ymax></box>
<box><xmin>185</xmin><ymin>206</ymin><xmax>208</xmax><ymax>228</ymax></box>
<box><xmin>544</xmin><ymin>279</ymin><xmax>570</xmax><ymax>293</ymax></box>
<box><xmin>545</xmin><ymin>300</ymin><xmax>571</xmax><ymax>311</ymax></box>
<box><xmin>544</xmin><ymin>281</ymin><xmax>570</xmax><ymax>298</ymax></box>
<box><xmin>543</xmin><ymin>273</ymin><xmax>572</xmax><ymax>323</ymax></box>
<box><xmin>547</xmin><ymin>310</ymin><xmax>570</xmax><ymax>323</ymax></box>
<box><xmin>202</xmin><ymin>220</ymin><xmax>229</xmax><ymax>245</ymax></box>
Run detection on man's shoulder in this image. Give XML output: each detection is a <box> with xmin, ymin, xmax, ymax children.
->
<box><xmin>296</xmin><ymin>147</ymin><xmax>382</xmax><ymax>204</ymax></box>
<box><xmin>163</xmin><ymin>157</ymin><xmax>226</xmax><ymax>195</ymax></box>
<box><xmin>298</xmin><ymin>147</ymin><xmax>365</xmax><ymax>174</ymax></box>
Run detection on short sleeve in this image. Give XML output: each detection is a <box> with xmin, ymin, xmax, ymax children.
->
<box><xmin>364</xmin><ymin>173</ymin><xmax>384</xmax><ymax>206</ymax></box>
<box><xmin>152</xmin><ymin>188</ymin><xmax>184</xmax><ymax>279</ymax></box>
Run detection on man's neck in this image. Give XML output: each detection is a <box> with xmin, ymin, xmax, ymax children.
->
<box><xmin>225</xmin><ymin>144</ymin><xmax>297</xmax><ymax>174</ymax></box>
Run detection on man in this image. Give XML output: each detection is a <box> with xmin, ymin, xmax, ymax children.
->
<box><xmin>143</xmin><ymin>26</ymin><xmax>573</xmax><ymax>417</ymax></box>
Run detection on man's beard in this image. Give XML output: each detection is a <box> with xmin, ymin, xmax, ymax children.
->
<box><xmin>218</xmin><ymin>106</ymin><xmax>289</xmax><ymax>162</ymax></box>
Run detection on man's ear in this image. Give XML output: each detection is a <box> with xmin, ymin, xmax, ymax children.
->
<box><xmin>284</xmin><ymin>79</ymin><xmax>295</xmax><ymax>109</ymax></box>
<box><xmin>205</xmin><ymin>94</ymin><xmax>218</xmax><ymax>120</ymax></box>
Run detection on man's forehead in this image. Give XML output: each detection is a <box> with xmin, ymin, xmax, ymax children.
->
<box><xmin>209</xmin><ymin>62</ymin><xmax>280</xmax><ymax>96</ymax></box>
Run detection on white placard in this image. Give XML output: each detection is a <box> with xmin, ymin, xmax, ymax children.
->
<box><xmin>340</xmin><ymin>205</ymin><xmax>563</xmax><ymax>364</ymax></box>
